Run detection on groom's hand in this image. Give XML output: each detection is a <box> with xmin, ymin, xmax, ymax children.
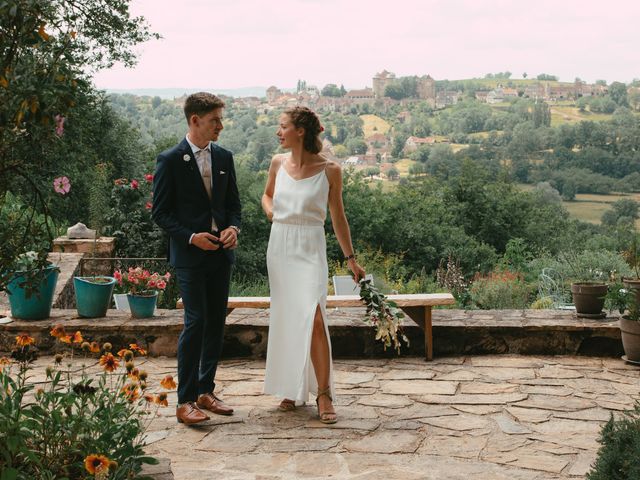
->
<box><xmin>219</xmin><ymin>227</ymin><xmax>238</xmax><ymax>249</ymax></box>
<box><xmin>192</xmin><ymin>232</ymin><xmax>221</xmax><ymax>251</ymax></box>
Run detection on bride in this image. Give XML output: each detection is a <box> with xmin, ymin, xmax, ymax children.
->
<box><xmin>261</xmin><ymin>106</ymin><xmax>365</xmax><ymax>424</ymax></box>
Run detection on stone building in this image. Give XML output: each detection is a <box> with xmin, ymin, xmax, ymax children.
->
<box><xmin>372</xmin><ymin>70</ymin><xmax>396</xmax><ymax>98</ymax></box>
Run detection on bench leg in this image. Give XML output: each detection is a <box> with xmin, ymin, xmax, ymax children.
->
<box><xmin>399</xmin><ymin>306</ymin><xmax>434</xmax><ymax>361</ymax></box>
<box><xmin>424</xmin><ymin>306</ymin><xmax>433</xmax><ymax>361</ymax></box>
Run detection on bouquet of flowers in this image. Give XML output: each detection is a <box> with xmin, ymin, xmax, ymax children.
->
<box><xmin>113</xmin><ymin>267</ymin><xmax>170</xmax><ymax>296</ymax></box>
<box><xmin>358</xmin><ymin>278</ymin><xmax>409</xmax><ymax>354</ymax></box>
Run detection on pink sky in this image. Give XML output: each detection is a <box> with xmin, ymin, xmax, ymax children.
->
<box><xmin>94</xmin><ymin>0</ymin><xmax>640</xmax><ymax>91</ymax></box>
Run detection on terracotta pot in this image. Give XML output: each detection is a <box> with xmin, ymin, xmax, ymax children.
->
<box><xmin>571</xmin><ymin>282</ymin><xmax>607</xmax><ymax>317</ymax></box>
<box><xmin>622</xmin><ymin>277</ymin><xmax>640</xmax><ymax>306</ymax></box>
<box><xmin>620</xmin><ymin>316</ymin><xmax>640</xmax><ymax>362</ymax></box>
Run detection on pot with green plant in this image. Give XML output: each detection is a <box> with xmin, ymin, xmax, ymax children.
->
<box><xmin>621</xmin><ymin>233</ymin><xmax>640</xmax><ymax>306</ymax></box>
<box><xmin>560</xmin><ymin>250</ymin><xmax>626</xmax><ymax>318</ymax></box>
<box><xmin>607</xmin><ymin>282</ymin><xmax>640</xmax><ymax>362</ymax></box>
<box><xmin>113</xmin><ymin>267</ymin><xmax>170</xmax><ymax>318</ymax></box>
<box><xmin>5</xmin><ymin>251</ymin><xmax>60</xmax><ymax>320</ymax></box>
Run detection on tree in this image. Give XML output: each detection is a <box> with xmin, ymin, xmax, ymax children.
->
<box><xmin>386</xmin><ymin>166</ymin><xmax>399</xmax><ymax>180</ymax></box>
<box><xmin>536</xmin><ymin>73</ymin><xmax>558</xmax><ymax>81</ymax></box>
<box><xmin>523</xmin><ymin>72</ymin><xmax>528</xmax><ymax>79</ymax></box>
<box><xmin>151</xmin><ymin>96</ymin><xmax>162</xmax><ymax>109</ymax></box>
<box><xmin>608</xmin><ymin>82</ymin><xmax>629</xmax><ymax>107</ymax></box>
<box><xmin>321</xmin><ymin>84</ymin><xmax>342</xmax><ymax>97</ymax></box>
<box><xmin>0</xmin><ymin>0</ymin><xmax>157</xmax><ymax>290</ymax></box>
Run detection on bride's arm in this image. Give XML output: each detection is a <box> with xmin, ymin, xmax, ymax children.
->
<box><xmin>261</xmin><ymin>155</ymin><xmax>282</xmax><ymax>221</ymax></box>
<box><xmin>327</xmin><ymin>162</ymin><xmax>365</xmax><ymax>282</ymax></box>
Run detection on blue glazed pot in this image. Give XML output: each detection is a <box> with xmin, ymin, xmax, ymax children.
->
<box><xmin>74</xmin><ymin>276</ymin><xmax>116</xmax><ymax>318</ymax></box>
<box><xmin>127</xmin><ymin>292</ymin><xmax>158</xmax><ymax>318</ymax></box>
<box><xmin>7</xmin><ymin>265</ymin><xmax>59</xmax><ymax>320</ymax></box>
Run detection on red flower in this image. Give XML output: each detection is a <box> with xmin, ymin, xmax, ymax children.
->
<box><xmin>144</xmin><ymin>173</ymin><xmax>154</xmax><ymax>183</ymax></box>
<box><xmin>130</xmin><ymin>179</ymin><xmax>139</xmax><ymax>189</ymax></box>
<box><xmin>145</xmin><ymin>201</ymin><xmax>152</xmax><ymax>210</ymax></box>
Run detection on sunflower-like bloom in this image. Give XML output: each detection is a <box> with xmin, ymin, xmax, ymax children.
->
<box><xmin>0</xmin><ymin>357</ymin><xmax>10</xmax><ymax>372</ymax></box>
<box><xmin>117</xmin><ymin>349</ymin><xmax>134</xmax><ymax>361</ymax></box>
<box><xmin>120</xmin><ymin>382</ymin><xmax>140</xmax><ymax>403</ymax></box>
<box><xmin>15</xmin><ymin>333</ymin><xmax>35</xmax><ymax>347</ymax></box>
<box><xmin>84</xmin><ymin>454</ymin><xmax>110</xmax><ymax>475</ymax></box>
<box><xmin>160</xmin><ymin>375</ymin><xmax>177</xmax><ymax>390</ymax></box>
<box><xmin>129</xmin><ymin>343</ymin><xmax>147</xmax><ymax>356</ymax></box>
<box><xmin>50</xmin><ymin>324</ymin><xmax>66</xmax><ymax>339</ymax></box>
<box><xmin>90</xmin><ymin>342</ymin><xmax>101</xmax><ymax>353</ymax></box>
<box><xmin>156</xmin><ymin>392</ymin><xmax>169</xmax><ymax>407</ymax></box>
<box><xmin>70</xmin><ymin>331</ymin><xmax>83</xmax><ymax>344</ymax></box>
<box><xmin>98</xmin><ymin>353</ymin><xmax>119</xmax><ymax>372</ymax></box>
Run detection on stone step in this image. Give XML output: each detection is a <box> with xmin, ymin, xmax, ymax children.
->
<box><xmin>0</xmin><ymin>308</ymin><xmax>624</xmax><ymax>359</ymax></box>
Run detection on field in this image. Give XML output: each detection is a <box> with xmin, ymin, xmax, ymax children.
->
<box><xmin>360</xmin><ymin>114</ymin><xmax>390</xmax><ymax>137</ymax></box>
<box><xmin>517</xmin><ymin>185</ymin><xmax>640</xmax><ymax>226</ymax></box>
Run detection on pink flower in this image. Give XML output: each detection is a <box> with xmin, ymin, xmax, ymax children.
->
<box><xmin>130</xmin><ymin>179</ymin><xmax>139</xmax><ymax>189</ymax></box>
<box><xmin>144</xmin><ymin>174</ymin><xmax>154</xmax><ymax>183</ymax></box>
<box><xmin>113</xmin><ymin>271</ymin><xmax>122</xmax><ymax>283</ymax></box>
<box><xmin>54</xmin><ymin>115</ymin><xmax>65</xmax><ymax>137</ymax></box>
<box><xmin>53</xmin><ymin>176</ymin><xmax>71</xmax><ymax>195</ymax></box>
<box><xmin>145</xmin><ymin>202</ymin><xmax>152</xmax><ymax>210</ymax></box>
<box><xmin>156</xmin><ymin>280</ymin><xmax>166</xmax><ymax>290</ymax></box>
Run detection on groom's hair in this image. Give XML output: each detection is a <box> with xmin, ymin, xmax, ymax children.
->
<box><xmin>184</xmin><ymin>92</ymin><xmax>226</xmax><ymax>123</ymax></box>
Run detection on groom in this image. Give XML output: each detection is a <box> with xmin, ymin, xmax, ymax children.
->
<box><xmin>152</xmin><ymin>92</ymin><xmax>241</xmax><ymax>425</ymax></box>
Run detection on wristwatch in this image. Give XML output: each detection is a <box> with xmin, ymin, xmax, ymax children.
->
<box><xmin>229</xmin><ymin>225</ymin><xmax>241</xmax><ymax>235</ymax></box>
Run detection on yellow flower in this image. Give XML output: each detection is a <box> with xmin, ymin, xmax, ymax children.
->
<box><xmin>120</xmin><ymin>383</ymin><xmax>140</xmax><ymax>403</ymax></box>
<box><xmin>160</xmin><ymin>375</ymin><xmax>177</xmax><ymax>390</ymax></box>
<box><xmin>84</xmin><ymin>454</ymin><xmax>110</xmax><ymax>475</ymax></box>
<box><xmin>89</xmin><ymin>342</ymin><xmax>101</xmax><ymax>353</ymax></box>
<box><xmin>70</xmin><ymin>331</ymin><xmax>83</xmax><ymax>344</ymax></box>
<box><xmin>99</xmin><ymin>353</ymin><xmax>119</xmax><ymax>372</ymax></box>
<box><xmin>156</xmin><ymin>392</ymin><xmax>169</xmax><ymax>407</ymax></box>
<box><xmin>0</xmin><ymin>357</ymin><xmax>10</xmax><ymax>372</ymax></box>
<box><xmin>50</xmin><ymin>324</ymin><xmax>66</xmax><ymax>339</ymax></box>
<box><xmin>129</xmin><ymin>343</ymin><xmax>147</xmax><ymax>356</ymax></box>
<box><xmin>15</xmin><ymin>333</ymin><xmax>35</xmax><ymax>347</ymax></box>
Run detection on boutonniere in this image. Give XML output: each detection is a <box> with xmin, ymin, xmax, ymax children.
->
<box><xmin>219</xmin><ymin>170</ymin><xmax>227</xmax><ymax>175</ymax></box>
<box><xmin>183</xmin><ymin>154</ymin><xmax>191</xmax><ymax>162</ymax></box>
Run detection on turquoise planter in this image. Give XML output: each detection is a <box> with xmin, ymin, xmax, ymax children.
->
<box><xmin>74</xmin><ymin>276</ymin><xmax>116</xmax><ymax>318</ymax></box>
<box><xmin>127</xmin><ymin>292</ymin><xmax>158</xmax><ymax>318</ymax></box>
<box><xmin>7</xmin><ymin>266</ymin><xmax>59</xmax><ymax>320</ymax></box>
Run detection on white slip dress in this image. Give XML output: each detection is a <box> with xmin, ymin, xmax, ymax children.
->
<box><xmin>263</xmin><ymin>158</ymin><xmax>334</xmax><ymax>403</ymax></box>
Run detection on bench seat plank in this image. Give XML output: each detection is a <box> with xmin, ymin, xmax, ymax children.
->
<box><xmin>177</xmin><ymin>293</ymin><xmax>455</xmax><ymax>360</ymax></box>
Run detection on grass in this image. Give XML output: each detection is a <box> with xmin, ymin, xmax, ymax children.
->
<box><xmin>516</xmin><ymin>185</ymin><xmax>640</xmax><ymax>226</ymax></box>
<box><xmin>360</xmin><ymin>114</ymin><xmax>390</xmax><ymax>138</ymax></box>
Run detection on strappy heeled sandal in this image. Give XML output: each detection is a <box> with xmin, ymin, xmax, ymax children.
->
<box><xmin>316</xmin><ymin>387</ymin><xmax>337</xmax><ymax>424</ymax></box>
<box><xmin>278</xmin><ymin>398</ymin><xmax>296</xmax><ymax>412</ymax></box>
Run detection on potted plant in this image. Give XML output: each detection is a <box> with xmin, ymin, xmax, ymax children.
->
<box><xmin>73</xmin><ymin>275</ymin><xmax>116</xmax><ymax>318</ymax></box>
<box><xmin>621</xmin><ymin>233</ymin><xmax>640</xmax><ymax>305</ymax></box>
<box><xmin>5</xmin><ymin>251</ymin><xmax>60</xmax><ymax>320</ymax></box>
<box><xmin>113</xmin><ymin>267</ymin><xmax>170</xmax><ymax>318</ymax></box>
<box><xmin>607</xmin><ymin>282</ymin><xmax>640</xmax><ymax>362</ymax></box>
<box><xmin>560</xmin><ymin>250</ymin><xmax>632</xmax><ymax>318</ymax></box>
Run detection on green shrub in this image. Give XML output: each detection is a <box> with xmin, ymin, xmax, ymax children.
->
<box><xmin>470</xmin><ymin>270</ymin><xmax>532</xmax><ymax>309</ymax></box>
<box><xmin>0</xmin><ymin>329</ymin><xmax>165</xmax><ymax>479</ymax></box>
<box><xmin>587</xmin><ymin>402</ymin><xmax>640</xmax><ymax>480</ymax></box>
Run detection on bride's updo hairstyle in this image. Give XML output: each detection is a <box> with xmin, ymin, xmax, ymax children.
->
<box><xmin>285</xmin><ymin>106</ymin><xmax>323</xmax><ymax>154</ymax></box>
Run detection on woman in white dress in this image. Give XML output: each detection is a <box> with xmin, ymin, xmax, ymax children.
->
<box><xmin>262</xmin><ymin>106</ymin><xmax>365</xmax><ymax>424</ymax></box>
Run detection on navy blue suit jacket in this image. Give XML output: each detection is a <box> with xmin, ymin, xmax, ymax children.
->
<box><xmin>152</xmin><ymin>138</ymin><xmax>242</xmax><ymax>268</ymax></box>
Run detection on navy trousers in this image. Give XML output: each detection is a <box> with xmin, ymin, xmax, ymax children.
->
<box><xmin>175</xmin><ymin>253</ymin><xmax>231</xmax><ymax>404</ymax></box>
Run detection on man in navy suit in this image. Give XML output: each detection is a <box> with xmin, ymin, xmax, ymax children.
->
<box><xmin>152</xmin><ymin>92</ymin><xmax>241</xmax><ymax>425</ymax></box>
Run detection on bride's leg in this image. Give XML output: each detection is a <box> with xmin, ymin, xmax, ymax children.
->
<box><xmin>310</xmin><ymin>306</ymin><xmax>335</xmax><ymax>418</ymax></box>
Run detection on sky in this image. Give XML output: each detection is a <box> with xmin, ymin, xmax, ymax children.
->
<box><xmin>94</xmin><ymin>0</ymin><xmax>640</xmax><ymax>92</ymax></box>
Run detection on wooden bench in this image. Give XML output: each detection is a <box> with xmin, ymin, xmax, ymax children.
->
<box><xmin>177</xmin><ymin>293</ymin><xmax>455</xmax><ymax>361</ymax></box>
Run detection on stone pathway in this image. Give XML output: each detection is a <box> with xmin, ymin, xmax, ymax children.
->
<box><xmin>121</xmin><ymin>355</ymin><xmax>637</xmax><ymax>479</ymax></box>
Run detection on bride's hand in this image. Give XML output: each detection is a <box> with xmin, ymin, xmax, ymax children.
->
<box><xmin>348</xmin><ymin>259</ymin><xmax>365</xmax><ymax>283</ymax></box>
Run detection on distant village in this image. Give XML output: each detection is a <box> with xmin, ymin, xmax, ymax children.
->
<box><xmin>228</xmin><ymin>70</ymin><xmax>617</xmax><ymax>177</ymax></box>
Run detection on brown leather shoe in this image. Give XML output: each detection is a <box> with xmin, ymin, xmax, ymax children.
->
<box><xmin>176</xmin><ymin>401</ymin><xmax>210</xmax><ymax>424</ymax></box>
<box><xmin>197</xmin><ymin>392</ymin><xmax>234</xmax><ymax>416</ymax></box>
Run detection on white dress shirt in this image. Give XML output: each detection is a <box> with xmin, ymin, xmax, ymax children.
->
<box><xmin>185</xmin><ymin>135</ymin><xmax>218</xmax><ymax>243</ymax></box>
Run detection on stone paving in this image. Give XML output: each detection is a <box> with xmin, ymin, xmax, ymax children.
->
<box><xmin>27</xmin><ymin>354</ymin><xmax>639</xmax><ymax>480</ymax></box>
